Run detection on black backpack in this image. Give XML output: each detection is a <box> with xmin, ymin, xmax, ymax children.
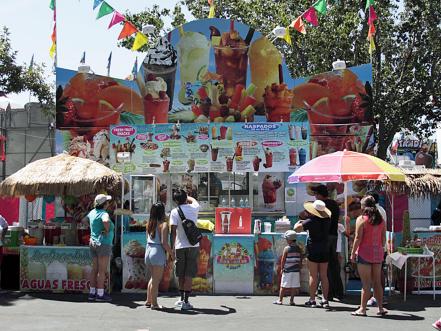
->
<box><xmin>177</xmin><ymin>206</ymin><xmax>202</xmax><ymax>245</ymax></box>
<box><xmin>431</xmin><ymin>207</ymin><xmax>441</xmax><ymax>226</ymax></box>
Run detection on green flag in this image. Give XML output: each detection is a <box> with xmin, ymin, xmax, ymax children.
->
<box><xmin>365</xmin><ymin>0</ymin><xmax>375</xmax><ymax>10</ymax></box>
<box><xmin>49</xmin><ymin>0</ymin><xmax>55</xmax><ymax>10</ymax></box>
<box><xmin>96</xmin><ymin>1</ymin><xmax>114</xmax><ymax>20</ymax></box>
<box><xmin>313</xmin><ymin>0</ymin><xmax>327</xmax><ymax>15</ymax></box>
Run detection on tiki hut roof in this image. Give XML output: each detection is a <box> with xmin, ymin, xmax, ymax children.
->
<box><xmin>0</xmin><ymin>154</ymin><xmax>124</xmax><ymax>197</ymax></box>
<box><xmin>376</xmin><ymin>168</ymin><xmax>441</xmax><ymax>197</ymax></box>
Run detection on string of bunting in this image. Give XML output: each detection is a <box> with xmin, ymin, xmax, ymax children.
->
<box><xmin>207</xmin><ymin>0</ymin><xmax>377</xmax><ymax>54</ymax></box>
<box><xmin>49</xmin><ymin>0</ymin><xmax>56</xmax><ymax>59</ymax></box>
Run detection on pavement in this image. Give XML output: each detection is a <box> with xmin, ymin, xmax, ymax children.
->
<box><xmin>0</xmin><ymin>291</ymin><xmax>440</xmax><ymax>331</ymax></box>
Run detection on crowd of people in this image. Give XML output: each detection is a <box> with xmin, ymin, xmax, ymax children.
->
<box><xmin>79</xmin><ymin>187</ymin><xmax>440</xmax><ymax>328</ymax></box>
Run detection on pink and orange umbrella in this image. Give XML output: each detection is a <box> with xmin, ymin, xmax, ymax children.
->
<box><xmin>288</xmin><ymin>150</ymin><xmax>405</xmax><ymax>184</ymax></box>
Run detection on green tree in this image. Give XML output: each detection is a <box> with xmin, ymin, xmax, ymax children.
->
<box><xmin>0</xmin><ymin>27</ymin><xmax>54</xmax><ymax>117</ymax></box>
<box><xmin>123</xmin><ymin>1</ymin><xmax>441</xmax><ymax>159</ymax></box>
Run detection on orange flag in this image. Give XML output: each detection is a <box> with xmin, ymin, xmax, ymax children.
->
<box><xmin>291</xmin><ymin>16</ymin><xmax>306</xmax><ymax>34</ymax></box>
<box><xmin>118</xmin><ymin>21</ymin><xmax>138</xmax><ymax>40</ymax></box>
<box><xmin>367</xmin><ymin>23</ymin><xmax>376</xmax><ymax>39</ymax></box>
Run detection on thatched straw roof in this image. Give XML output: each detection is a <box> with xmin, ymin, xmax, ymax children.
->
<box><xmin>0</xmin><ymin>154</ymin><xmax>124</xmax><ymax>197</ymax></box>
<box><xmin>374</xmin><ymin>168</ymin><xmax>441</xmax><ymax>197</ymax></box>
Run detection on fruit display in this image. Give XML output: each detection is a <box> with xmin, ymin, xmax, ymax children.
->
<box><xmin>56</xmin><ymin>73</ymin><xmax>143</xmax><ymax>129</ymax></box>
<box><xmin>291</xmin><ymin>69</ymin><xmax>372</xmax><ymax>134</ymax></box>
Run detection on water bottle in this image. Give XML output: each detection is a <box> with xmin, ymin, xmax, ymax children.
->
<box><xmin>244</xmin><ymin>197</ymin><xmax>249</xmax><ymax>207</ymax></box>
<box><xmin>239</xmin><ymin>197</ymin><xmax>244</xmax><ymax>208</ymax></box>
<box><xmin>231</xmin><ymin>197</ymin><xmax>236</xmax><ymax>207</ymax></box>
<box><xmin>220</xmin><ymin>197</ymin><xmax>227</xmax><ymax>207</ymax></box>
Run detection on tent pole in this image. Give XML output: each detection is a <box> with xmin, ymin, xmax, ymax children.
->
<box><xmin>344</xmin><ymin>181</ymin><xmax>348</xmax><ymax>293</ymax></box>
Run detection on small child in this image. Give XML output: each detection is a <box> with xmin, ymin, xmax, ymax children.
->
<box><xmin>274</xmin><ymin>230</ymin><xmax>302</xmax><ymax>306</ymax></box>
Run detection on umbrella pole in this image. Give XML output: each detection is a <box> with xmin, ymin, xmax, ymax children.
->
<box><xmin>344</xmin><ymin>181</ymin><xmax>348</xmax><ymax>293</ymax></box>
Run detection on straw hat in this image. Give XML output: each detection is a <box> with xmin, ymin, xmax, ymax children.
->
<box><xmin>303</xmin><ymin>200</ymin><xmax>331</xmax><ymax>219</ymax></box>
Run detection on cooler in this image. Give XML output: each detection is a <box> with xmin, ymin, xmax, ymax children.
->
<box><xmin>3</xmin><ymin>226</ymin><xmax>24</xmax><ymax>247</ymax></box>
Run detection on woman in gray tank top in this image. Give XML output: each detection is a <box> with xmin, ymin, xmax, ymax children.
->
<box><xmin>145</xmin><ymin>202</ymin><xmax>174</xmax><ymax>310</ymax></box>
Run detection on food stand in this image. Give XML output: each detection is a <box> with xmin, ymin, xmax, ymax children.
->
<box><xmin>53</xmin><ymin>17</ymin><xmax>376</xmax><ymax>294</ymax></box>
<box><xmin>0</xmin><ymin>154</ymin><xmax>124</xmax><ymax>293</ymax></box>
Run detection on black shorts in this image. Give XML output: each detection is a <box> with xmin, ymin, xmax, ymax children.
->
<box><xmin>175</xmin><ymin>247</ymin><xmax>199</xmax><ymax>278</ymax></box>
<box><xmin>306</xmin><ymin>244</ymin><xmax>328</xmax><ymax>263</ymax></box>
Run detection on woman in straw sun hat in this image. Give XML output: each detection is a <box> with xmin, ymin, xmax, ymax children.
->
<box><xmin>294</xmin><ymin>200</ymin><xmax>331</xmax><ymax>309</ymax></box>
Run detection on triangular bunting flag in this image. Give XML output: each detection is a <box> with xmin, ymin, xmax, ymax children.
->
<box><xmin>118</xmin><ymin>21</ymin><xmax>138</xmax><ymax>40</ymax></box>
<box><xmin>367</xmin><ymin>23</ymin><xmax>376</xmax><ymax>39</ymax></box>
<box><xmin>303</xmin><ymin>7</ymin><xmax>319</xmax><ymax>27</ymax></box>
<box><xmin>368</xmin><ymin>6</ymin><xmax>377</xmax><ymax>25</ymax></box>
<box><xmin>131</xmin><ymin>32</ymin><xmax>148</xmax><ymax>51</ymax></box>
<box><xmin>49</xmin><ymin>0</ymin><xmax>55</xmax><ymax>10</ymax></box>
<box><xmin>51</xmin><ymin>24</ymin><xmax>56</xmax><ymax>43</ymax></box>
<box><xmin>283</xmin><ymin>27</ymin><xmax>292</xmax><ymax>45</ymax></box>
<box><xmin>291</xmin><ymin>16</ymin><xmax>306</xmax><ymax>35</ymax></box>
<box><xmin>313</xmin><ymin>0</ymin><xmax>327</xmax><ymax>15</ymax></box>
<box><xmin>49</xmin><ymin>42</ymin><xmax>56</xmax><ymax>59</ymax></box>
<box><xmin>96</xmin><ymin>1</ymin><xmax>114</xmax><ymax>20</ymax></box>
<box><xmin>108</xmin><ymin>11</ymin><xmax>125</xmax><ymax>29</ymax></box>
<box><xmin>208</xmin><ymin>4</ymin><xmax>215</xmax><ymax>18</ymax></box>
<box><xmin>365</xmin><ymin>0</ymin><xmax>375</xmax><ymax>11</ymax></box>
<box><xmin>93</xmin><ymin>0</ymin><xmax>103</xmax><ymax>10</ymax></box>
<box><xmin>368</xmin><ymin>36</ymin><xmax>375</xmax><ymax>54</ymax></box>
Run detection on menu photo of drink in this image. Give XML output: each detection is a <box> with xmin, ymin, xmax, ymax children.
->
<box><xmin>180</xmin><ymin>123</ymin><xmax>210</xmax><ymax>173</ymax></box>
<box><xmin>209</xmin><ymin>123</ymin><xmax>234</xmax><ymax>172</ymax></box>
<box><xmin>232</xmin><ymin>123</ymin><xmax>290</xmax><ymax>173</ymax></box>
<box><xmin>287</xmin><ymin>121</ymin><xmax>310</xmax><ymax>170</ymax></box>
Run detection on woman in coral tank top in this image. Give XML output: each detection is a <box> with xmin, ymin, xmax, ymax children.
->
<box><xmin>350</xmin><ymin>195</ymin><xmax>387</xmax><ymax>317</ymax></box>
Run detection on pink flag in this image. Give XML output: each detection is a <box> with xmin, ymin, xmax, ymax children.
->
<box><xmin>368</xmin><ymin>6</ymin><xmax>377</xmax><ymax>25</ymax></box>
<box><xmin>303</xmin><ymin>7</ymin><xmax>319</xmax><ymax>27</ymax></box>
<box><xmin>108</xmin><ymin>11</ymin><xmax>125</xmax><ymax>29</ymax></box>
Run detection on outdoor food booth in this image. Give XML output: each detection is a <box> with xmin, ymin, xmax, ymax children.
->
<box><xmin>0</xmin><ymin>154</ymin><xmax>124</xmax><ymax>293</ymax></box>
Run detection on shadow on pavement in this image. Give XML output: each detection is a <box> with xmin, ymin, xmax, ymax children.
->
<box><xmin>159</xmin><ymin>305</ymin><xmax>236</xmax><ymax>315</ymax></box>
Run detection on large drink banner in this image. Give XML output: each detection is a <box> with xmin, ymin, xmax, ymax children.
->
<box><xmin>109</xmin><ymin>123</ymin><xmax>308</xmax><ymax>173</ymax></box>
<box><xmin>122</xmin><ymin>232</ymin><xmax>213</xmax><ymax>293</ymax></box>
<box><xmin>20</xmin><ymin>246</ymin><xmax>108</xmax><ymax>293</ymax></box>
<box><xmin>213</xmin><ymin>235</ymin><xmax>254</xmax><ymax>294</ymax></box>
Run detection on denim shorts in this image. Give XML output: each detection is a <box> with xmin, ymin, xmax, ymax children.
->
<box><xmin>145</xmin><ymin>244</ymin><xmax>166</xmax><ymax>267</ymax></box>
<box><xmin>89</xmin><ymin>244</ymin><xmax>112</xmax><ymax>258</ymax></box>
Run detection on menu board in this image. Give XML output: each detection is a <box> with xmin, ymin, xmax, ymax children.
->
<box><xmin>110</xmin><ymin>123</ymin><xmax>309</xmax><ymax>173</ymax></box>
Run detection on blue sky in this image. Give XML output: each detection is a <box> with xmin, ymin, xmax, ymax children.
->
<box><xmin>2</xmin><ymin>0</ymin><xmax>192</xmax><ymax>105</ymax></box>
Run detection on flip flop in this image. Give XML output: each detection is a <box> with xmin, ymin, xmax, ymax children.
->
<box><xmin>273</xmin><ymin>300</ymin><xmax>283</xmax><ymax>305</ymax></box>
<box><xmin>289</xmin><ymin>302</ymin><xmax>296</xmax><ymax>306</ymax></box>
<box><xmin>144</xmin><ymin>302</ymin><xmax>152</xmax><ymax>308</ymax></box>
<box><xmin>377</xmin><ymin>310</ymin><xmax>388</xmax><ymax>316</ymax></box>
<box><xmin>351</xmin><ymin>311</ymin><xmax>367</xmax><ymax>317</ymax></box>
<box><xmin>151</xmin><ymin>305</ymin><xmax>164</xmax><ymax>310</ymax></box>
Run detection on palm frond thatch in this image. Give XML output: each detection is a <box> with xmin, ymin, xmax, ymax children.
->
<box><xmin>0</xmin><ymin>154</ymin><xmax>124</xmax><ymax>197</ymax></box>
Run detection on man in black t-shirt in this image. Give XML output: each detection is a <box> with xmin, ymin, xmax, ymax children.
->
<box><xmin>312</xmin><ymin>184</ymin><xmax>344</xmax><ymax>300</ymax></box>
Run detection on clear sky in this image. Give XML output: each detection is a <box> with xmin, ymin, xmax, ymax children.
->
<box><xmin>1</xmin><ymin>0</ymin><xmax>193</xmax><ymax>105</ymax></box>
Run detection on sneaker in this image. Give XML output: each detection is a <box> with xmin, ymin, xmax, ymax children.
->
<box><xmin>305</xmin><ymin>300</ymin><xmax>317</xmax><ymax>308</ymax></box>
<box><xmin>181</xmin><ymin>302</ymin><xmax>193</xmax><ymax>311</ymax></box>
<box><xmin>88</xmin><ymin>293</ymin><xmax>96</xmax><ymax>301</ymax></box>
<box><xmin>175</xmin><ymin>300</ymin><xmax>184</xmax><ymax>307</ymax></box>
<box><xmin>367</xmin><ymin>297</ymin><xmax>377</xmax><ymax>307</ymax></box>
<box><xmin>433</xmin><ymin>320</ymin><xmax>441</xmax><ymax>331</ymax></box>
<box><xmin>95</xmin><ymin>293</ymin><xmax>112</xmax><ymax>302</ymax></box>
<box><xmin>320</xmin><ymin>300</ymin><xmax>330</xmax><ymax>309</ymax></box>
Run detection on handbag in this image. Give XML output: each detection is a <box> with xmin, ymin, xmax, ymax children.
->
<box><xmin>177</xmin><ymin>206</ymin><xmax>202</xmax><ymax>246</ymax></box>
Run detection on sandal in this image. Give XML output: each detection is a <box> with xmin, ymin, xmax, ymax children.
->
<box><xmin>351</xmin><ymin>310</ymin><xmax>367</xmax><ymax>317</ymax></box>
<box><xmin>289</xmin><ymin>301</ymin><xmax>295</xmax><ymax>306</ymax></box>
<box><xmin>377</xmin><ymin>309</ymin><xmax>388</xmax><ymax>316</ymax></box>
<box><xmin>151</xmin><ymin>305</ymin><xmax>164</xmax><ymax>310</ymax></box>
<box><xmin>144</xmin><ymin>302</ymin><xmax>152</xmax><ymax>308</ymax></box>
<box><xmin>273</xmin><ymin>300</ymin><xmax>283</xmax><ymax>305</ymax></box>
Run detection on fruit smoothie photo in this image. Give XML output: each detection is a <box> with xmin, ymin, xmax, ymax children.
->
<box><xmin>177</xmin><ymin>31</ymin><xmax>211</xmax><ymax>98</ymax></box>
<box><xmin>249</xmin><ymin>36</ymin><xmax>282</xmax><ymax>103</ymax></box>
<box><xmin>264</xmin><ymin>83</ymin><xmax>294</xmax><ymax>122</ymax></box>
<box><xmin>144</xmin><ymin>76</ymin><xmax>169</xmax><ymax>124</ymax></box>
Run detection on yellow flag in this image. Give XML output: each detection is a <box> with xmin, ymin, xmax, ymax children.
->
<box><xmin>208</xmin><ymin>4</ymin><xmax>215</xmax><ymax>18</ymax></box>
<box><xmin>283</xmin><ymin>27</ymin><xmax>292</xmax><ymax>45</ymax></box>
<box><xmin>49</xmin><ymin>42</ymin><xmax>56</xmax><ymax>58</ymax></box>
<box><xmin>131</xmin><ymin>32</ymin><xmax>148</xmax><ymax>51</ymax></box>
<box><xmin>368</xmin><ymin>36</ymin><xmax>375</xmax><ymax>54</ymax></box>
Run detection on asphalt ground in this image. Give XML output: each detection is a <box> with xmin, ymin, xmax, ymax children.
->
<box><xmin>1</xmin><ymin>291</ymin><xmax>440</xmax><ymax>331</ymax></box>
